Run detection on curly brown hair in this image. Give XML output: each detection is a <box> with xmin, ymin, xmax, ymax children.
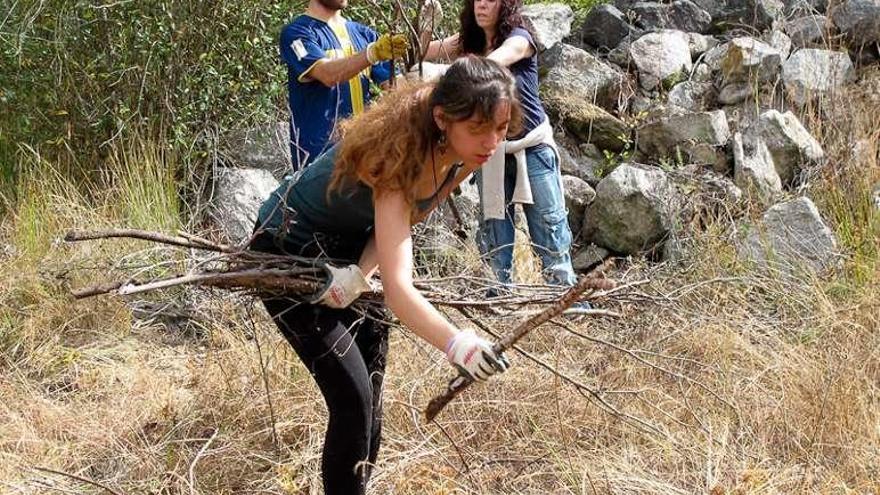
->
<box><xmin>331</xmin><ymin>56</ymin><xmax>521</xmax><ymax>207</ymax></box>
<box><xmin>458</xmin><ymin>0</ymin><xmax>535</xmax><ymax>54</ymax></box>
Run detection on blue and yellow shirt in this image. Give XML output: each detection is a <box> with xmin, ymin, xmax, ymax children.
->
<box><xmin>280</xmin><ymin>15</ymin><xmax>392</xmax><ymax>170</ymax></box>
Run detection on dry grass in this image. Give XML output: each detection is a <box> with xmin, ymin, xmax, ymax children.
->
<box><xmin>1</xmin><ymin>77</ymin><xmax>879</xmax><ymax>495</ymax></box>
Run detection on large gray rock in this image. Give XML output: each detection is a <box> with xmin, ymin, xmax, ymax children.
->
<box><xmin>210</xmin><ymin>167</ymin><xmax>280</xmax><ymax>244</ymax></box>
<box><xmin>572</xmin><ymin>244</ymin><xmax>611</xmax><ymax>271</ymax></box>
<box><xmin>718</xmin><ymin>82</ymin><xmax>754</xmax><ymax>105</ymax></box>
<box><xmin>636</xmin><ymin>110</ymin><xmax>731</xmax><ymax>168</ymax></box>
<box><xmin>581</xmin><ymin>4</ymin><xmax>639</xmax><ymax>51</ymax></box>
<box><xmin>786</xmin><ymin>15</ymin><xmax>830</xmax><ymax>47</ymax></box>
<box><xmin>831</xmin><ymin>0</ymin><xmax>880</xmax><ymax>47</ymax></box>
<box><xmin>542</xmin><ymin>43</ymin><xmax>625</xmax><ymax>111</ymax></box>
<box><xmin>557</xmin><ymin>138</ymin><xmax>608</xmax><ymax>186</ymax></box>
<box><xmin>766</xmin><ymin>30</ymin><xmax>793</xmax><ymax>60</ymax></box>
<box><xmin>583</xmin><ymin>164</ymin><xmax>681</xmax><ymax>254</ymax></box>
<box><xmin>687</xmin><ymin>33</ymin><xmax>720</xmax><ymax>57</ymax></box>
<box><xmin>668</xmin><ymin>81</ymin><xmax>717</xmax><ymax>111</ymax></box>
<box><xmin>721</xmin><ymin>37</ymin><xmax>783</xmax><ymax>87</ymax></box>
<box><xmin>742</xmin><ymin>110</ymin><xmax>825</xmax><ymax>185</ymax></box>
<box><xmin>732</xmin><ymin>132</ymin><xmax>782</xmax><ymax>203</ymax></box>
<box><xmin>563</xmin><ymin>175</ymin><xmax>596</xmax><ymax>237</ymax></box>
<box><xmin>543</xmin><ymin>92</ymin><xmax>631</xmax><ymax>151</ymax></box>
<box><xmin>630</xmin><ymin>30</ymin><xmax>693</xmax><ymax>90</ymax></box>
<box><xmin>739</xmin><ymin>197</ymin><xmax>839</xmax><ymax>274</ymax></box>
<box><xmin>782</xmin><ymin>49</ymin><xmax>855</xmax><ymax>106</ymax></box>
<box><xmin>221</xmin><ymin>123</ymin><xmax>291</xmax><ymax>181</ymax></box>
<box><xmin>522</xmin><ymin>3</ymin><xmax>574</xmax><ymax>51</ymax></box>
<box><xmin>607</xmin><ymin>35</ymin><xmax>636</xmax><ymax>67</ymax></box>
<box><xmin>630</xmin><ymin>0</ymin><xmax>713</xmax><ymax>32</ymax></box>
<box><xmin>693</xmin><ymin>0</ymin><xmax>783</xmax><ymax>30</ymax></box>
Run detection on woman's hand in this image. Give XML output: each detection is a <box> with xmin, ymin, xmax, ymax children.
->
<box><xmin>311</xmin><ymin>263</ymin><xmax>373</xmax><ymax>308</ymax></box>
<box><xmin>446</xmin><ymin>329</ymin><xmax>511</xmax><ymax>381</ymax></box>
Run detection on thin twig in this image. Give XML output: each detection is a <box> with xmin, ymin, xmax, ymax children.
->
<box><xmin>31</xmin><ymin>466</ymin><xmax>122</xmax><ymax>495</ymax></box>
<box><xmin>188</xmin><ymin>428</ymin><xmax>219</xmax><ymax>495</ymax></box>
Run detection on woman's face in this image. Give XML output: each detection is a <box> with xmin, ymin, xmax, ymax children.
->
<box><xmin>445</xmin><ymin>102</ymin><xmax>511</xmax><ymax>166</ymax></box>
<box><xmin>473</xmin><ymin>0</ymin><xmax>501</xmax><ymax>31</ymax></box>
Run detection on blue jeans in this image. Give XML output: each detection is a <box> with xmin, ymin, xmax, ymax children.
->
<box><xmin>476</xmin><ymin>146</ymin><xmax>577</xmax><ymax>287</ymax></box>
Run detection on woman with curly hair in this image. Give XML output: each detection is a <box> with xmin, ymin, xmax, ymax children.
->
<box><xmin>250</xmin><ymin>56</ymin><xmax>516</xmax><ymax>495</ymax></box>
<box><xmin>422</xmin><ymin>0</ymin><xmax>579</xmax><ymax>291</ymax></box>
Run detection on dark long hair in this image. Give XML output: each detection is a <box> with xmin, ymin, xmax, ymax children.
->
<box><xmin>458</xmin><ymin>0</ymin><xmax>535</xmax><ymax>54</ymax></box>
<box><xmin>332</xmin><ymin>56</ymin><xmax>521</xmax><ymax>205</ymax></box>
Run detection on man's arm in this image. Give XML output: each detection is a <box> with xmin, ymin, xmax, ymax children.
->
<box><xmin>308</xmin><ymin>51</ymin><xmax>372</xmax><ymax>87</ymax></box>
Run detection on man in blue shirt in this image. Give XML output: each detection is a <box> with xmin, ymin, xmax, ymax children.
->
<box><xmin>280</xmin><ymin>0</ymin><xmax>409</xmax><ymax>169</ymax></box>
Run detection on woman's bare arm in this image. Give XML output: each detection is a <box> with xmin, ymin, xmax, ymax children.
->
<box><xmin>421</xmin><ymin>33</ymin><xmax>461</xmax><ymax>62</ymax></box>
<box><xmin>486</xmin><ymin>34</ymin><xmax>533</xmax><ymax>67</ymax></box>
<box><xmin>370</xmin><ymin>190</ymin><xmax>458</xmax><ymax>351</ymax></box>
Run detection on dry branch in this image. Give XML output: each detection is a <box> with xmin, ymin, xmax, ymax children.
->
<box><xmin>424</xmin><ymin>274</ymin><xmax>616</xmax><ymax>421</ymax></box>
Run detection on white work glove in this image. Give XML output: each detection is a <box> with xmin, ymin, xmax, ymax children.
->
<box><xmin>445</xmin><ymin>329</ymin><xmax>510</xmax><ymax>381</ymax></box>
<box><xmin>405</xmin><ymin>61</ymin><xmax>449</xmax><ymax>81</ymax></box>
<box><xmin>311</xmin><ymin>264</ymin><xmax>372</xmax><ymax>308</ymax></box>
<box><xmin>419</xmin><ymin>0</ymin><xmax>443</xmax><ymax>33</ymax></box>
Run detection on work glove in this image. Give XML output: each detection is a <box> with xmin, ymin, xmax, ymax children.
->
<box><xmin>366</xmin><ymin>34</ymin><xmax>409</xmax><ymax>64</ymax></box>
<box><xmin>445</xmin><ymin>329</ymin><xmax>510</xmax><ymax>382</ymax></box>
<box><xmin>311</xmin><ymin>263</ymin><xmax>372</xmax><ymax>309</ymax></box>
<box><xmin>419</xmin><ymin>0</ymin><xmax>443</xmax><ymax>33</ymax></box>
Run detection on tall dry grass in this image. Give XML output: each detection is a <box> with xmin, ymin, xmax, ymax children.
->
<box><xmin>0</xmin><ymin>76</ymin><xmax>879</xmax><ymax>495</ymax></box>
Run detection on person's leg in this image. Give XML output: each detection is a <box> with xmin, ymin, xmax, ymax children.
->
<box><xmin>352</xmin><ymin>309</ymin><xmax>390</xmax><ymax>477</ymax></box>
<box><xmin>475</xmin><ymin>160</ymin><xmax>518</xmax><ymax>285</ymax></box>
<box><xmin>521</xmin><ymin>146</ymin><xmax>578</xmax><ymax>286</ymax></box>
<box><xmin>262</xmin><ymin>297</ymin><xmax>376</xmax><ymax>495</ymax></box>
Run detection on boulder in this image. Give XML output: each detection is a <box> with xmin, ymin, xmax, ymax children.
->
<box><xmin>581</xmin><ymin>4</ymin><xmax>639</xmax><ymax>51</ymax></box>
<box><xmin>786</xmin><ymin>15</ymin><xmax>829</xmax><ymax>47</ymax></box>
<box><xmin>667</xmin><ymin>81</ymin><xmax>717</xmax><ymax>111</ymax></box>
<box><xmin>693</xmin><ymin>0</ymin><xmax>783</xmax><ymax>31</ymax></box>
<box><xmin>766</xmin><ymin>30</ymin><xmax>793</xmax><ymax>60</ymax></box>
<box><xmin>687</xmin><ymin>33</ymin><xmax>720</xmax><ymax>57</ymax></box>
<box><xmin>583</xmin><ymin>163</ymin><xmax>681</xmax><ymax>254</ymax></box>
<box><xmin>557</xmin><ymin>138</ymin><xmax>608</xmax><ymax>186</ymax></box>
<box><xmin>522</xmin><ymin>3</ymin><xmax>574</xmax><ymax>51</ymax></box>
<box><xmin>831</xmin><ymin>0</ymin><xmax>880</xmax><ymax>47</ymax></box>
<box><xmin>630</xmin><ymin>0</ymin><xmax>713</xmax><ymax>33</ymax></box>
<box><xmin>732</xmin><ymin>132</ymin><xmax>783</xmax><ymax>203</ymax></box>
<box><xmin>543</xmin><ymin>93</ymin><xmax>631</xmax><ymax>151</ymax></box>
<box><xmin>720</xmin><ymin>37</ymin><xmax>783</xmax><ymax>87</ymax></box>
<box><xmin>630</xmin><ymin>30</ymin><xmax>693</xmax><ymax>90</ymax></box>
<box><xmin>739</xmin><ymin>197</ymin><xmax>839</xmax><ymax>274</ymax></box>
<box><xmin>718</xmin><ymin>82</ymin><xmax>754</xmax><ymax>105</ymax></box>
<box><xmin>782</xmin><ymin>49</ymin><xmax>855</xmax><ymax>106</ymax></box>
<box><xmin>563</xmin><ymin>175</ymin><xmax>596</xmax><ymax>236</ymax></box>
<box><xmin>636</xmin><ymin>110</ymin><xmax>731</xmax><ymax>169</ymax></box>
<box><xmin>210</xmin><ymin>167</ymin><xmax>280</xmax><ymax>244</ymax></box>
<box><xmin>742</xmin><ymin>110</ymin><xmax>824</xmax><ymax>185</ymax></box>
<box><xmin>541</xmin><ymin>43</ymin><xmax>625</xmax><ymax>111</ymax></box>
<box><xmin>221</xmin><ymin>123</ymin><xmax>291</xmax><ymax>181</ymax></box>
<box><xmin>572</xmin><ymin>244</ymin><xmax>611</xmax><ymax>271</ymax></box>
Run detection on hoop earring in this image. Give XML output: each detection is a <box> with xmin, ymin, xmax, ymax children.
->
<box><xmin>437</xmin><ymin>132</ymin><xmax>448</xmax><ymax>153</ymax></box>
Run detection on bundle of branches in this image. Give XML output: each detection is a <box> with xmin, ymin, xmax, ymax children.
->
<box><xmin>64</xmin><ymin>228</ymin><xmax>619</xmax><ymax>312</ymax></box>
<box><xmin>64</xmin><ymin>227</ymin><xmax>627</xmax><ymax>419</ymax></box>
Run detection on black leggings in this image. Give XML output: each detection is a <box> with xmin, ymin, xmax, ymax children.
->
<box><xmin>253</xmin><ymin>236</ymin><xmax>389</xmax><ymax>494</ymax></box>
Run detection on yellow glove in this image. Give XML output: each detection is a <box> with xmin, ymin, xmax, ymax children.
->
<box><xmin>366</xmin><ymin>34</ymin><xmax>409</xmax><ymax>64</ymax></box>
